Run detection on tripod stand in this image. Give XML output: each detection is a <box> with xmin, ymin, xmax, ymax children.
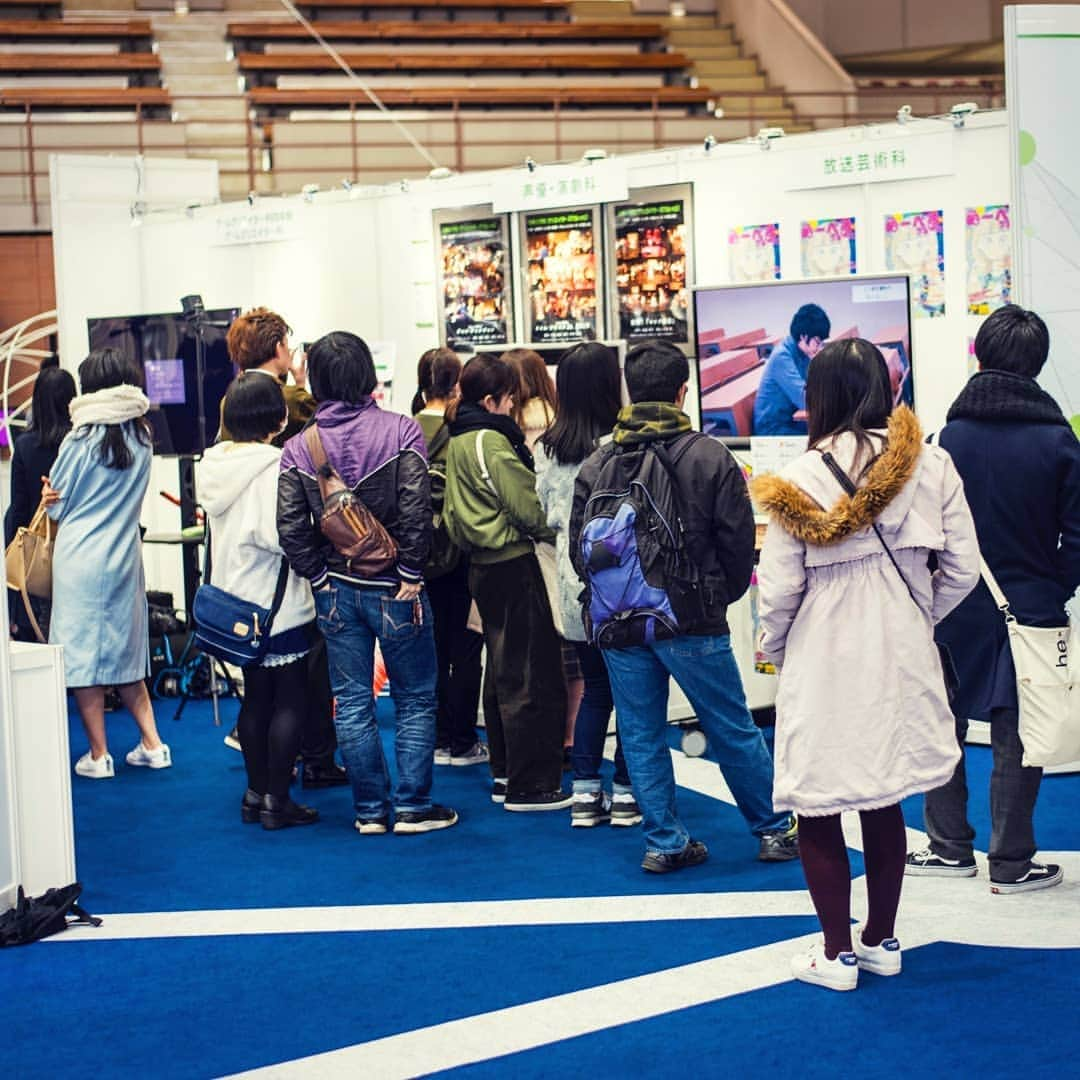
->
<box><xmin>168</xmin><ymin>631</ymin><xmax>242</xmax><ymax>725</ymax></box>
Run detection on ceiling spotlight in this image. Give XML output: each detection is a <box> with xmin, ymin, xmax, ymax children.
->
<box><xmin>896</xmin><ymin>104</ymin><xmax>913</xmax><ymax>124</ymax></box>
<box><xmin>428</xmin><ymin>166</ymin><xmax>454</xmax><ymax>180</ymax></box>
<box><xmin>525</xmin><ymin>156</ymin><xmax>537</xmax><ymax>173</ymax></box>
<box><xmin>669</xmin><ymin>2</ymin><xmax>687</xmax><ymax>17</ymax></box>
<box><xmin>951</xmin><ymin>101</ymin><xmax>978</xmax><ymax>128</ymax></box>
<box><xmin>301</xmin><ymin>183</ymin><xmax>319</xmax><ymax>202</ymax></box>
<box><xmin>341</xmin><ymin>178</ymin><xmax>354</xmax><ymax>191</ymax></box>
<box><xmin>756</xmin><ymin>126</ymin><xmax>786</xmax><ymax>149</ymax></box>
<box><xmin>703</xmin><ymin>134</ymin><xmax>717</xmax><ymax>152</ymax></box>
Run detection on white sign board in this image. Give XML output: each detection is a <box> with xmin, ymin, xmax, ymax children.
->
<box><xmin>491</xmin><ymin>161</ymin><xmax>629</xmax><ymax>213</ymax></box>
<box><xmin>213</xmin><ymin>206</ymin><xmax>299</xmax><ymax>246</ymax></box>
<box><xmin>786</xmin><ymin>130</ymin><xmax>955</xmax><ymax>191</ymax></box>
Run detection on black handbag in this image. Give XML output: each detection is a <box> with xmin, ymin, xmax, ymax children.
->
<box><xmin>819</xmin><ymin>450</ymin><xmax>959</xmax><ymax>704</ymax></box>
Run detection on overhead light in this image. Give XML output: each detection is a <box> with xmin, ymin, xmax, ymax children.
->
<box><xmin>341</xmin><ymin>178</ymin><xmax>354</xmax><ymax>191</ymax></box>
<box><xmin>301</xmin><ymin>183</ymin><xmax>319</xmax><ymax>202</ymax></box>
<box><xmin>951</xmin><ymin>101</ymin><xmax>978</xmax><ymax>128</ymax></box>
<box><xmin>703</xmin><ymin>134</ymin><xmax>717</xmax><ymax>152</ymax></box>
<box><xmin>582</xmin><ymin>147</ymin><xmax>607</xmax><ymax>162</ymax></box>
<box><xmin>174</xmin><ymin>0</ymin><xmax>189</xmax><ymax>14</ymax></box>
<box><xmin>756</xmin><ymin>126</ymin><xmax>786</xmax><ymax>149</ymax></box>
<box><xmin>896</xmin><ymin>104</ymin><xmax>913</xmax><ymax>124</ymax></box>
<box><xmin>428</xmin><ymin>166</ymin><xmax>454</xmax><ymax>180</ymax></box>
<box><xmin>670</xmin><ymin>2</ymin><xmax>687</xmax><ymax>16</ymax></box>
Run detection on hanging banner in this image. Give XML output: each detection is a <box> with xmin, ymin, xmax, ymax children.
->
<box><xmin>965</xmin><ymin>204</ymin><xmax>1012</xmax><ymax>315</ymax></box>
<box><xmin>612</xmin><ymin>198</ymin><xmax>689</xmax><ymax>343</ymax></box>
<box><xmin>437</xmin><ymin>214</ymin><xmax>511</xmax><ymax>347</ymax></box>
<box><xmin>729</xmin><ymin>223</ymin><xmax>781</xmax><ymax>283</ymax></box>
<box><xmin>524</xmin><ymin>208</ymin><xmax>599</xmax><ymax>344</ymax></box>
<box><xmin>885</xmin><ymin>210</ymin><xmax>945</xmax><ymax>318</ymax></box>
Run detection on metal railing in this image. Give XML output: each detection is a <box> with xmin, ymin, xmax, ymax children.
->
<box><xmin>0</xmin><ymin>81</ymin><xmax>1005</xmax><ymax>224</ymax></box>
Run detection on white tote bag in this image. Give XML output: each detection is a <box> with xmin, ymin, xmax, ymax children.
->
<box><xmin>981</xmin><ymin>559</ymin><xmax>1080</xmax><ymax>766</ymax></box>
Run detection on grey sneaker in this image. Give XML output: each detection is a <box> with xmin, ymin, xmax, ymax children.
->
<box><xmin>570</xmin><ymin>790</ymin><xmax>612</xmax><ymax>827</ymax></box>
<box><xmin>450</xmin><ymin>742</ymin><xmax>490</xmax><ymax>767</ymax></box>
<box><xmin>610</xmin><ymin>791</ymin><xmax>642</xmax><ymax>827</ymax></box>
<box><xmin>758</xmin><ymin>821</ymin><xmax>799</xmax><ymax>862</ymax></box>
<box><xmin>905</xmin><ymin>847</ymin><xmax>977</xmax><ymax>877</ymax></box>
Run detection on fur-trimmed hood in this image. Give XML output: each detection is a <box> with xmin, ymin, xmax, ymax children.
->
<box><xmin>750</xmin><ymin>407</ymin><xmax>924</xmax><ymax>546</ymax></box>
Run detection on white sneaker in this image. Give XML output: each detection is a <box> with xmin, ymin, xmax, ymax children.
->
<box><xmin>74</xmin><ymin>751</ymin><xmax>114</xmax><ymax>779</ymax></box>
<box><xmin>852</xmin><ymin>924</ymin><xmax>902</xmax><ymax>976</ymax></box>
<box><xmin>126</xmin><ymin>742</ymin><xmax>172</xmax><ymax>769</ymax></box>
<box><xmin>790</xmin><ymin>942</ymin><xmax>859</xmax><ymax>991</ymax></box>
<box><xmin>450</xmin><ymin>742</ymin><xmax>490</xmax><ymax>767</ymax></box>
<box><xmin>433</xmin><ymin>747</ymin><xmax>452</xmax><ymax>766</ymax></box>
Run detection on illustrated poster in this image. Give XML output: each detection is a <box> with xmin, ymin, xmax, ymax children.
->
<box><xmin>613</xmin><ymin>199</ymin><xmax>689</xmax><ymax>341</ymax></box>
<box><xmin>729</xmin><ymin>223</ymin><xmax>781</xmax><ymax>283</ymax></box>
<box><xmin>966</xmin><ymin>204</ymin><xmax>1012</xmax><ymax>315</ymax></box>
<box><xmin>439</xmin><ymin>217</ymin><xmax>510</xmax><ymax>346</ymax></box>
<box><xmin>885</xmin><ymin>210</ymin><xmax>945</xmax><ymax>318</ymax></box>
<box><xmin>526</xmin><ymin>209</ymin><xmax>598</xmax><ymax>344</ymax></box>
<box><xmin>800</xmin><ymin>217</ymin><xmax>857</xmax><ymax>278</ymax></box>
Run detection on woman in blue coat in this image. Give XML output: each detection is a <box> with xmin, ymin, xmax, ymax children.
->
<box><xmin>906</xmin><ymin>305</ymin><xmax>1080</xmax><ymax>892</ymax></box>
<box><xmin>43</xmin><ymin>348</ymin><xmax>171</xmax><ymax>780</ymax></box>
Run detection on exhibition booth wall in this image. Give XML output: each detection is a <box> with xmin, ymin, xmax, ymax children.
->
<box><xmin>48</xmin><ymin>112</ymin><xmax>1009</xmax><ymax>605</ymax></box>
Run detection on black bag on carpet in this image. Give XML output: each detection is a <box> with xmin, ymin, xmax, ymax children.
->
<box><xmin>0</xmin><ymin>883</ymin><xmax>101</xmax><ymax>947</ymax></box>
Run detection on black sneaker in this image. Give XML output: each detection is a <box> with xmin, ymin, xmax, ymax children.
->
<box><xmin>504</xmin><ymin>790</ymin><xmax>574</xmax><ymax>812</ymax></box>
<box><xmin>571</xmin><ymin>790</ymin><xmax>612</xmax><ymax>828</ymax></box>
<box><xmin>905</xmin><ymin>847</ymin><xmax>977</xmax><ymax>877</ymax></box>
<box><xmin>354</xmin><ymin>816</ymin><xmax>389</xmax><ymax>835</ymax></box>
<box><xmin>610</xmin><ymin>791</ymin><xmax>643</xmax><ymax>827</ymax></box>
<box><xmin>393</xmin><ymin>805</ymin><xmax>459</xmax><ymax>834</ymax></box>
<box><xmin>491</xmin><ymin>778</ymin><xmax>508</xmax><ymax>804</ymax></box>
<box><xmin>642</xmin><ymin>839</ymin><xmax>709</xmax><ymax>874</ymax></box>
<box><xmin>758</xmin><ymin>821</ymin><xmax>800</xmax><ymax>861</ymax></box>
<box><xmin>990</xmin><ymin>862</ymin><xmax>1063</xmax><ymax>894</ymax></box>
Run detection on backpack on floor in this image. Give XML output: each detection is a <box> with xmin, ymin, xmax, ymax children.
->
<box><xmin>0</xmin><ymin>883</ymin><xmax>101</xmax><ymax>947</ymax></box>
<box><xmin>579</xmin><ymin>433</ymin><xmax>707</xmax><ymax>649</ymax></box>
<box><xmin>425</xmin><ymin>423</ymin><xmax>461</xmax><ymax>581</ymax></box>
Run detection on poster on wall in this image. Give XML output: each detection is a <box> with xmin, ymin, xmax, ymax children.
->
<box><xmin>884</xmin><ymin>210</ymin><xmax>945</xmax><ymax>319</ymax></box>
<box><xmin>800</xmin><ymin>217</ymin><xmax>857</xmax><ymax>278</ymax></box>
<box><xmin>729</xmin><ymin>223</ymin><xmax>781</xmax><ymax>283</ymax></box>
<box><xmin>966</xmin><ymin>204</ymin><xmax>1012</xmax><ymax>315</ymax></box>
<box><xmin>524</xmin><ymin>208</ymin><xmax>599</xmax><ymax>344</ymax></box>
<box><xmin>612</xmin><ymin>198</ymin><xmax>689</xmax><ymax>342</ymax></box>
<box><xmin>437</xmin><ymin>214</ymin><xmax>511</xmax><ymax>346</ymax></box>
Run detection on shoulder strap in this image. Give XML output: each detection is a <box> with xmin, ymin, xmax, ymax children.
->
<box><xmin>475</xmin><ymin>429</ymin><xmax>497</xmax><ymax>496</ymax></box>
<box><xmin>304</xmin><ymin>424</ymin><xmax>333</xmax><ymax>476</ymax></box>
<box><xmin>264</xmin><ymin>558</ymin><xmax>290</xmax><ymax>631</ymax></box>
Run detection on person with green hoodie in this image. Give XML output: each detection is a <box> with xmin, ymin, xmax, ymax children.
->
<box><xmin>443</xmin><ymin>353</ymin><xmax>571</xmax><ymax>812</ymax></box>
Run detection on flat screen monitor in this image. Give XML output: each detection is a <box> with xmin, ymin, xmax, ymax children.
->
<box><xmin>86</xmin><ymin>308</ymin><xmax>240</xmax><ymax>456</ymax></box>
<box><xmin>693</xmin><ymin>276</ymin><xmax>912</xmax><ymax>442</ymax></box>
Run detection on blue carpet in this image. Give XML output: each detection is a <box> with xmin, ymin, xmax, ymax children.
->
<box><xmin>438</xmin><ymin>943</ymin><xmax>1080</xmax><ymax>1080</ymax></box>
<box><xmin>1</xmin><ymin>915</ymin><xmax>820</xmax><ymax>1078</ymax></box>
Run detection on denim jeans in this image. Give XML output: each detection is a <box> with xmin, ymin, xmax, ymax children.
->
<box><xmin>603</xmin><ymin>633</ymin><xmax>790</xmax><ymax>854</ymax></box>
<box><xmin>314</xmin><ymin>583</ymin><xmax>437</xmax><ymax>819</ymax></box>
<box><xmin>571</xmin><ymin>640</ymin><xmax>631</xmax><ymax>793</ymax></box>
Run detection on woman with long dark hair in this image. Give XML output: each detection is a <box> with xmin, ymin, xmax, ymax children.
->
<box><xmin>5</xmin><ymin>365</ymin><xmax>77</xmax><ymax>640</ymax></box>
<box><xmin>536</xmin><ymin>343</ymin><xmax>639</xmax><ymax>827</ymax></box>
<box><xmin>751</xmin><ymin>338</ymin><xmax>979</xmax><ymax>990</ymax></box>
<box><xmin>443</xmin><ymin>353</ymin><xmax>569</xmax><ymax>811</ymax></box>
<box><xmin>413</xmin><ymin>347</ymin><xmax>485</xmax><ymax>766</ymax></box>
<box><xmin>43</xmin><ymin>348</ymin><xmax>170</xmax><ymax>779</ymax></box>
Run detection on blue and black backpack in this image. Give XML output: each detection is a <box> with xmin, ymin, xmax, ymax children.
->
<box><xmin>580</xmin><ymin>433</ymin><xmax>707</xmax><ymax>648</ymax></box>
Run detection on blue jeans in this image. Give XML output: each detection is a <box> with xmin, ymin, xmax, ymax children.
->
<box><xmin>314</xmin><ymin>584</ymin><xmax>437</xmax><ymax>819</ymax></box>
<box><xmin>571</xmin><ymin>641</ymin><xmax>631</xmax><ymax>793</ymax></box>
<box><xmin>602</xmin><ymin>633</ymin><xmax>789</xmax><ymax>854</ymax></box>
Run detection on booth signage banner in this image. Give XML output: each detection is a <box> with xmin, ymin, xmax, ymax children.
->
<box><xmin>525</xmin><ymin>209</ymin><xmax>598</xmax><ymax>344</ymax></box>
<box><xmin>613</xmin><ymin>199</ymin><xmax>689</xmax><ymax>342</ymax></box>
<box><xmin>492</xmin><ymin>161</ymin><xmax>628</xmax><ymax>213</ymax></box>
<box><xmin>212</xmin><ymin>207</ymin><xmax>298</xmax><ymax>246</ymax></box>
<box><xmin>785</xmin><ymin>131</ymin><xmax>954</xmax><ymax>191</ymax></box>
<box><xmin>439</xmin><ymin>216</ymin><xmax>511</xmax><ymax>346</ymax></box>
<box><xmin>1006</xmin><ymin>4</ymin><xmax>1080</xmax><ymax>429</ymax></box>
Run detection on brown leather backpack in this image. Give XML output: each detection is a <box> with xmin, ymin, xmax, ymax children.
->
<box><xmin>304</xmin><ymin>424</ymin><xmax>398</xmax><ymax>578</ymax></box>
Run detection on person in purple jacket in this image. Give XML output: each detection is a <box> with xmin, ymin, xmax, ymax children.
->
<box><xmin>277</xmin><ymin>332</ymin><xmax>457</xmax><ymax>837</ymax></box>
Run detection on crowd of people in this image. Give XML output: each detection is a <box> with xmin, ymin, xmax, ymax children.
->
<box><xmin>16</xmin><ymin>300</ymin><xmax>1078</xmax><ymax>992</ymax></box>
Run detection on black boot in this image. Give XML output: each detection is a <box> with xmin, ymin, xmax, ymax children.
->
<box><xmin>260</xmin><ymin>793</ymin><xmax>319</xmax><ymax>831</ymax></box>
<box><xmin>241</xmin><ymin>788</ymin><xmax>263</xmax><ymax>825</ymax></box>
<box><xmin>302</xmin><ymin>759</ymin><xmax>349</xmax><ymax>789</ymax></box>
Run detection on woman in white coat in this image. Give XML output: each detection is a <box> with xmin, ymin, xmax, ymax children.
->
<box><xmin>200</xmin><ymin>374</ymin><xmax>319</xmax><ymax>830</ymax></box>
<box><xmin>751</xmin><ymin>339</ymin><xmax>980</xmax><ymax>992</ymax></box>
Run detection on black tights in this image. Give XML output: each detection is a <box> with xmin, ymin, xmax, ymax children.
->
<box><xmin>797</xmin><ymin>804</ymin><xmax>908</xmax><ymax>959</ymax></box>
<box><xmin>238</xmin><ymin>657</ymin><xmax>307</xmax><ymax>799</ymax></box>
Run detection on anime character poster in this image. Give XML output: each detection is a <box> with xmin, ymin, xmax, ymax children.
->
<box><xmin>885</xmin><ymin>210</ymin><xmax>945</xmax><ymax>318</ymax></box>
<box><xmin>801</xmin><ymin>217</ymin><xmax>857</xmax><ymax>278</ymax></box>
<box><xmin>439</xmin><ymin>217</ymin><xmax>510</xmax><ymax>346</ymax></box>
<box><xmin>613</xmin><ymin>199</ymin><xmax>689</xmax><ymax>342</ymax></box>
<box><xmin>966</xmin><ymin>205</ymin><xmax>1012</xmax><ymax>315</ymax></box>
<box><xmin>968</xmin><ymin>336</ymin><xmax>979</xmax><ymax>377</ymax></box>
<box><xmin>729</xmin><ymin>223</ymin><xmax>781</xmax><ymax>283</ymax></box>
<box><xmin>525</xmin><ymin>209</ymin><xmax>598</xmax><ymax>344</ymax></box>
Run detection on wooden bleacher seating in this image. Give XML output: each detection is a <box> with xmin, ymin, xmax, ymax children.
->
<box><xmin>0</xmin><ymin>0</ymin><xmax>61</xmax><ymax>17</ymax></box>
<box><xmin>0</xmin><ymin>87</ymin><xmax>170</xmax><ymax>114</ymax></box>
<box><xmin>0</xmin><ymin>19</ymin><xmax>154</xmax><ymax>50</ymax></box>
<box><xmin>0</xmin><ymin>53</ymin><xmax>162</xmax><ymax>87</ymax></box>
<box><xmin>297</xmin><ymin>0</ymin><xmax>568</xmax><ymax>15</ymax></box>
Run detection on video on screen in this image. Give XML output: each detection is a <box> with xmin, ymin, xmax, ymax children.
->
<box><xmin>693</xmin><ymin>276</ymin><xmax>912</xmax><ymax>440</ymax></box>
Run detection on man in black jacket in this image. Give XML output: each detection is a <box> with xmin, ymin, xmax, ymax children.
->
<box><xmin>570</xmin><ymin>341</ymin><xmax>797</xmax><ymax>872</ymax></box>
<box><xmin>907</xmin><ymin>305</ymin><xmax>1080</xmax><ymax>893</ymax></box>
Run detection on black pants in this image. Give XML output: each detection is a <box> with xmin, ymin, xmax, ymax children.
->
<box><xmin>924</xmin><ymin>707</ymin><xmax>1043</xmax><ymax>882</ymax></box>
<box><xmin>469</xmin><ymin>553</ymin><xmax>565</xmax><ymax>797</ymax></box>
<box><xmin>428</xmin><ymin>568</ymin><xmax>483</xmax><ymax>756</ymax></box>
<box><xmin>238</xmin><ymin>656</ymin><xmax>308</xmax><ymax>799</ymax></box>
<box><xmin>300</xmin><ymin>635</ymin><xmax>337</xmax><ymax>764</ymax></box>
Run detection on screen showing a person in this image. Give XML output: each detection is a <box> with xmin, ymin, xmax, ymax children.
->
<box><xmin>86</xmin><ymin>308</ymin><xmax>239</xmax><ymax>456</ymax></box>
<box><xmin>693</xmin><ymin>276</ymin><xmax>912</xmax><ymax>440</ymax></box>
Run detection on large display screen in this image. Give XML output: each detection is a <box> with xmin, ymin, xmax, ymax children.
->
<box><xmin>693</xmin><ymin>275</ymin><xmax>912</xmax><ymax>440</ymax></box>
<box><xmin>524</xmin><ymin>209</ymin><xmax>599</xmax><ymax>344</ymax></box>
<box><xmin>87</xmin><ymin>308</ymin><xmax>239</xmax><ymax>456</ymax></box>
<box><xmin>439</xmin><ymin>216</ymin><xmax>511</xmax><ymax>347</ymax></box>
<box><xmin>613</xmin><ymin>198</ymin><xmax>689</xmax><ymax>342</ymax></box>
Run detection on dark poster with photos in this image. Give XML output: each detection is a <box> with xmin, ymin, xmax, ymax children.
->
<box><xmin>525</xmin><ymin>209</ymin><xmax>599</xmax><ymax>344</ymax></box>
<box><xmin>614</xmin><ymin>199</ymin><xmax>689</xmax><ymax>342</ymax></box>
<box><xmin>440</xmin><ymin>217</ymin><xmax>510</xmax><ymax>346</ymax></box>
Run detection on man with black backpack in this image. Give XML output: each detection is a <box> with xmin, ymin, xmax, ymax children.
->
<box><xmin>570</xmin><ymin>341</ymin><xmax>798</xmax><ymax>872</ymax></box>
